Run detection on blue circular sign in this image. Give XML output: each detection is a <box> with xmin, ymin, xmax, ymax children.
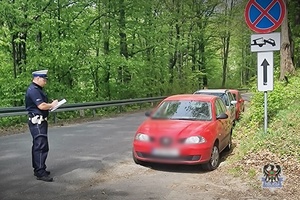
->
<box><xmin>245</xmin><ymin>0</ymin><xmax>286</xmax><ymax>33</ymax></box>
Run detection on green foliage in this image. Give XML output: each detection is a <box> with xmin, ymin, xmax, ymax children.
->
<box><xmin>245</xmin><ymin>73</ymin><xmax>300</xmax><ymax>125</ymax></box>
<box><xmin>232</xmin><ymin>72</ymin><xmax>300</xmax><ymax>164</ymax></box>
<box><xmin>1</xmin><ymin>0</ymin><xmax>299</xmax><ymax>129</ymax></box>
<box><xmin>1</xmin><ymin>0</ymin><xmax>240</xmax><ymax>109</ymax></box>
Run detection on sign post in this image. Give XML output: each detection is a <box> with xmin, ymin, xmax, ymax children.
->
<box><xmin>244</xmin><ymin>0</ymin><xmax>286</xmax><ymax>134</ymax></box>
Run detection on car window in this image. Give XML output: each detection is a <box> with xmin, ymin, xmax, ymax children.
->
<box><xmin>217</xmin><ymin>99</ymin><xmax>227</xmax><ymax>113</ymax></box>
<box><xmin>195</xmin><ymin>92</ymin><xmax>229</xmax><ymax>106</ymax></box>
<box><xmin>232</xmin><ymin>93</ymin><xmax>237</xmax><ymax>100</ymax></box>
<box><xmin>152</xmin><ymin>100</ymin><xmax>212</xmax><ymax>121</ymax></box>
<box><xmin>228</xmin><ymin>92</ymin><xmax>234</xmax><ymax>102</ymax></box>
<box><xmin>215</xmin><ymin>100</ymin><xmax>222</xmax><ymax>116</ymax></box>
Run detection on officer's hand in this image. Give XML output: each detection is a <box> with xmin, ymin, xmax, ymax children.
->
<box><xmin>51</xmin><ymin>100</ymin><xmax>59</xmax><ymax>108</ymax></box>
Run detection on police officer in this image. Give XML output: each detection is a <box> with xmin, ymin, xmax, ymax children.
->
<box><xmin>25</xmin><ymin>70</ymin><xmax>58</xmax><ymax>182</ymax></box>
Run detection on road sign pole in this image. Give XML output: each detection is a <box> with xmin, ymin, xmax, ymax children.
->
<box><xmin>245</xmin><ymin>0</ymin><xmax>286</xmax><ymax>134</ymax></box>
<box><xmin>264</xmin><ymin>91</ymin><xmax>268</xmax><ymax>134</ymax></box>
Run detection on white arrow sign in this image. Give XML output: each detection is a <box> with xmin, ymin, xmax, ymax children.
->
<box><xmin>251</xmin><ymin>32</ymin><xmax>281</xmax><ymax>52</ymax></box>
<box><xmin>257</xmin><ymin>52</ymin><xmax>273</xmax><ymax>91</ymax></box>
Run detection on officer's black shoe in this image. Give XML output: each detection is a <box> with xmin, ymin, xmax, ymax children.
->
<box><xmin>34</xmin><ymin>170</ymin><xmax>50</xmax><ymax>177</ymax></box>
<box><xmin>36</xmin><ymin>175</ymin><xmax>53</xmax><ymax>182</ymax></box>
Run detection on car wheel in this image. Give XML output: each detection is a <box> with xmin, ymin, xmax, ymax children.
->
<box><xmin>202</xmin><ymin>144</ymin><xmax>220</xmax><ymax>171</ymax></box>
<box><xmin>224</xmin><ymin>131</ymin><xmax>232</xmax><ymax>152</ymax></box>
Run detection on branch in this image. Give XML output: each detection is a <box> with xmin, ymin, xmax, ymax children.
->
<box><xmin>33</xmin><ymin>0</ymin><xmax>53</xmax><ymax>21</ymax></box>
<box><xmin>86</xmin><ymin>13</ymin><xmax>108</xmax><ymax>31</ymax></box>
<box><xmin>128</xmin><ymin>46</ymin><xmax>154</xmax><ymax>57</ymax></box>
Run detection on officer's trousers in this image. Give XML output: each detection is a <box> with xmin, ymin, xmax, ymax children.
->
<box><xmin>28</xmin><ymin>120</ymin><xmax>49</xmax><ymax>176</ymax></box>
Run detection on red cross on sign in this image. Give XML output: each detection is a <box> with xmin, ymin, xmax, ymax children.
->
<box><xmin>244</xmin><ymin>0</ymin><xmax>286</xmax><ymax>33</ymax></box>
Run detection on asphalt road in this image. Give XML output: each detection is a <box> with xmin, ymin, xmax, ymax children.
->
<box><xmin>0</xmin><ymin>93</ymin><xmax>262</xmax><ymax>200</ymax></box>
<box><xmin>0</xmin><ymin>113</ymin><xmax>143</xmax><ymax>200</ymax></box>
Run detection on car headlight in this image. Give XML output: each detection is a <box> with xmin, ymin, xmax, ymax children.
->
<box><xmin>135</xmin><ymin>133</ymin><xmax>150</xmax><ymax>142</ymax></box>
<box><xmin>185</xmin><ymin>136</ymin><xmax>206</xmax><ymax>144</ymax></box>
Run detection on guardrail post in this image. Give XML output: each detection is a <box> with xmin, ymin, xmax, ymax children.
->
<box><xmin>92</xmin><ymin>109</ymin><xmax>96</xmax><ymax>117</ymax></box>
<box><xmin>53</xmin><ymin>112</ymin><xmax>57</xmax><ymax>124</ymax></box>
<box><xmin>79</xmin><ymin>110</ymin><xmax>85</xmax><ymax>117</ymax></box>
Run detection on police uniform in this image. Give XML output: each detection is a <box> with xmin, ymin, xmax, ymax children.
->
<box><xmin>25</xmin><ymin>70</ymin><xmax>52</xmax><ymax>181</ymax></box>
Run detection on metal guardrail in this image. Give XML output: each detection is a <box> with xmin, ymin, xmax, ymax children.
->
<box><xmin>0</xmin><ymin>96</ymin><xmax>167</xmax><ymax>118</ymax></box>
<box><xmin>0</xmin><ymin>89</ymin><xmax>249</xmax><ymax>119</ymax></box>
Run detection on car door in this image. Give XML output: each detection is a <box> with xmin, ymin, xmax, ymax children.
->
<box><xmin>218</xmin><ymin>98</ymin><xmax>232</xmax><ymax>150</ymax></box>
<box><xmin>215</xmin><ymin>99</ymin><xmax>229</xmax><ymax>150</ymax></box>
<box><xmin>238</xmin><ymin>92</ymin><xmax>245</xmax><ymax>112</ymax></box>
<box><xmin>227</xmin><ymin>92</ymin><xmax>237</xmax><ymax>122</ymax></box>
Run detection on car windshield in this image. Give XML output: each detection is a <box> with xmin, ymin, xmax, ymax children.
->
<box><xmin>195</xmin><ymin>92</ymin><xmax>229</xmax><ymax>106</ymax></box>
<box><xmin>151</xmin><ymin>100</ymin><xmax>212</xmax><ymax>121</ymax></box>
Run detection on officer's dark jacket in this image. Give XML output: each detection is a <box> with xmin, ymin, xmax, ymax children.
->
<box><xmin>25</xmin><ymin>82</ymin><xmax>49</xmax><ymax>118</ymax></box>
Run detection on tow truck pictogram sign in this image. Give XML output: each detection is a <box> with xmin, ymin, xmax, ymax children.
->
<box><xmin>251</xmin><ymin>32</ymin><xmax>280</xmax><ymax>52</ymax></box>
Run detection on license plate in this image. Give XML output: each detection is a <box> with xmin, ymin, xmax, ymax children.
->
<box><xmin>152</xmin><ymin>148</ymin><xmax>179</xmax><ymax>157</ymax></box>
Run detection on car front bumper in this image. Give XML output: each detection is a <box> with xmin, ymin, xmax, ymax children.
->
<box><xmin>133</xmin><ymin>142</ymin><xmax>212</xmax><ymax>165</ymax></box>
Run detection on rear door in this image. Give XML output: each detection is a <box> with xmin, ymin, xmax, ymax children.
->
<box><xmin>215</xmin><ymin>99</ymin><xmax>230</xmax><ymax>150</ymax></box>
<box><xmin>238</xmin><ymin>92</ymin><xmax>245</xmax><ymax>112</ymax></box>
<box><xmin>227</xmin><ymin>92</ymin><xmax>236</xmax><ymax>122</ymax></box>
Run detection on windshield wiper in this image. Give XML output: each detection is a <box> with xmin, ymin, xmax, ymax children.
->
<box><xmin>170</xmin><ymin>117</ymin><xmax>198</xmax><ymax>121</ymax></box>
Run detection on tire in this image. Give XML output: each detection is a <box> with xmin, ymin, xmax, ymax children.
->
<box><xmin>202</xmin><ymin>144</ymin><xmax>220</xmax><ymax>171</ymax></box>
<box><xmin>224</xmin><ymin>131</ymin><xmax>232</xmax><ymax>152</ymax></box>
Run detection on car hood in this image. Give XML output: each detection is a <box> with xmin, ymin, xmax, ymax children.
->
<box><xmin>137</xmin><ymin>119</ymin><xmax>210</xmax><ymax>137</ymax></box>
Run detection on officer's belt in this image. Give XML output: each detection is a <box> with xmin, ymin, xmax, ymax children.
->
<box><xmin>29</xmin><ymin>115</ymin><xmax>47</xmax><ymax>124</ymax></box>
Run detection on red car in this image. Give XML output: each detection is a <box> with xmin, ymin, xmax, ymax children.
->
<box><xmin>132</xmin><ymin>94</ymin><xmax>233</xmax><ymax>171</ymax></box>
<box><xmin>229</xmin><ymin>89</ymin><xmax>245</xmax><ymax>120</ymax></box>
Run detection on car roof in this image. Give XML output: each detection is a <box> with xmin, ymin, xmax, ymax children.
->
<box><xmin>164</xmin><ymin>94</ymin><xmax>217</xmax><ymax>102</ymax></box>
<box><xmin>194</xmin><ymin>89</ymin><xmax>228</xmax><ymax>94</ymax></box>
<box><xmin>228</xmin><ymin>89</ymin><xmax>239</xmax><ymax>93</ymax></box>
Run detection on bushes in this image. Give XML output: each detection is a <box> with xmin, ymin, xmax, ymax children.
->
<box><xmin>232</xmin><ymin>72</ymin><xmax>300</xmax><ymax>161</ymax></box>
<box><xmin>245</xmin><ymin>74</ymin><xmax>300</xmax><ymax>126</ymax></box>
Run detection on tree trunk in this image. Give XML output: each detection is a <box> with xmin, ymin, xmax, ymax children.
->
<box><xmin>12</xmin><ymin>32</ymin><xmax>27</xmax><ymax>78</ymax></box>
<box><xmin>222</xmin><ymin>35</ymin><xmax>230</xmax><ymax>88</ymax></box>
<box><xmin>103</xmin><ymin>0</ymin><xmax>111</xmax><ymax>100</ymax></box>
<box><xmin>118</xmin><ymin>0</ymin><xmax>130</xmax><ymax>84</ymax></box>
<box><xmin>221</xmin><ymin>0</ymin><xmax>233</xmax><ymax>88</ymax></box>
<box><xmin>294</xmin><ymin>0</ymin><xmax>300</xmax><ymax>67</ymax></box>
<box><xmin>280</xmin><ymin>0</ymin><xmax>295</xmax><ymax>80</ymax></box>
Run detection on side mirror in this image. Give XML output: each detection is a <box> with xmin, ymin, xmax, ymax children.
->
<box><xmin>231</xmin><ymin>100</ymin><xmax>237</xmax><ymax>105</ymax></box>
<box><xmin>216</xmin><ymin>113</ymin><xmax>228</xmax><ymax>120</ymax></box>
<box><xmin>145</xmin><ymin>111</ymin><xmax>152</xmax><ymax>117</ymax></box>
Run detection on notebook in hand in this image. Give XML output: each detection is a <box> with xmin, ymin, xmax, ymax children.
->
<box><xmin>50</xmin><ymin>99</ymin><xmax>67</xmax><ymax>112</ymax></box>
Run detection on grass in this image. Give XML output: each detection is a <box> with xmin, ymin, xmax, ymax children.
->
<box><xmin>225</xmin><ymin>73</ymin><xmax>300</xmax><ymax>196</ymax></box>
<box><xmin>231</xmin><ymin>101</ymin><xmax>300</xmax><ymax>163</ymax></box>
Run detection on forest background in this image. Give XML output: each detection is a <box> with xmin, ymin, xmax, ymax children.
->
<box><xmin>0</xmin><ymin>0</ymin><xmax>299</xmax><ymax>108</ymax></box>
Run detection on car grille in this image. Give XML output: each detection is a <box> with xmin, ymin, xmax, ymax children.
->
<box><xmin>159</xmin><ymin>136</ymin><xmax>173</xmax><ymax>146</ymax></box>
<box><xmin>136</xmin><ymin>152</ymin><xmax>201</xmax><ymax>162</ymax></box>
